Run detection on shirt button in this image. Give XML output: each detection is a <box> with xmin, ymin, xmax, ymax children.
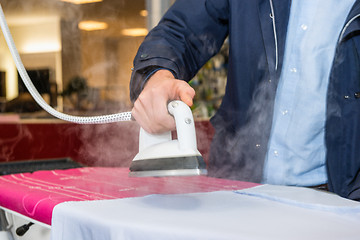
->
<box><xmin>274</xmin><ymin>150</ymin><xmax>279</xmax><ymax>157</ymax></box>
<box><xmin>301</xmin><ymin>24</ymin><xmax>308</xmax><ymax>30</ymax></box>
<box><xmin>281</xmin><ymin>110</ymin><xmax>289</xmax><ymax>115</ymax></box>
<box><xmin>290</xmin><ymin>67</ymin><xmax>297</xmax><ymax>73</ymax></box>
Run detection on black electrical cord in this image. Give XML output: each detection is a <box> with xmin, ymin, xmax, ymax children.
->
<box><xmin>16</xmin><ymin>222</ymin><xmax>34</xmax><ymax>236</ymax></box>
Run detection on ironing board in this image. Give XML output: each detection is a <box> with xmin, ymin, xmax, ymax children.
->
<box><xmin>1</xmin><ymin>167</ymin><xmax>360</xmax><ymax>240</ymax></box>
<box><xmin>49</xmin><ymin>170</ymin><xmax>360</xmax><ymax>240</ymax></box>
<box><xmin>0</xmin><ymin>167</ymin><xmax>258</xmax><ymax>226</ymax></box>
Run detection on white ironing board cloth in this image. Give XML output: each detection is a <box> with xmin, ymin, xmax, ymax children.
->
<box><xmin>51</xmin><ymin>185</ymin><xmax>360</xmax><ymax>240</ymax></box>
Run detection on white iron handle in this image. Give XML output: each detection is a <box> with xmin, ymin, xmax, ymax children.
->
<box><xmin>167</xmin><ymin>100</ymin><xmax>197</xmax><ymax>151</ymax></box>
<box><xmin>138</xmin><ymin>100</ymin><xmax>197</xmax><ymax>152</ymax></box>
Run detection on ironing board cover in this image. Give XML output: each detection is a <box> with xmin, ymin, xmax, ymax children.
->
<box><xmin>0</xmin><ymin>167</ymin><xmax>259</xmax><ymax>225</ymax></box>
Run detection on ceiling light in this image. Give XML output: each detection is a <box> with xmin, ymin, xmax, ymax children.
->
<box><xmin>140</xmin><ymin>10</ymin><xmax>148</xmax><ymax>17</ymax></box>
<box><xmin>61</xmin><ymin>0</ymin><xmax>103</xmax><ymax>4</ymax></box>
<box><xmin>121</xmin><ymin>28</ymin><xmax>148</xmax><ymax>37</ymax></box>
<box><xmin>78</xmin><ymin>21</ymin><xmax>108</xmax><ymax>31</ymax></box>
<box><xmin>22</xmin><ymin>42</ymin><xmax>61</xmax><ymax>54</ymax></box>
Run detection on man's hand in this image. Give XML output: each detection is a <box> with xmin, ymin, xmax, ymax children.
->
<box><xmin>131</xmin><ymin>69</ymin><xmax>195</xmax><ymax>134</ymax></box>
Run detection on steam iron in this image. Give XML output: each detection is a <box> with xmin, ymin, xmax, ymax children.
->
<box><xmin>129</xmin><ymin>100</ymin><xmax>208</xmax><ymax>177</ymax></box>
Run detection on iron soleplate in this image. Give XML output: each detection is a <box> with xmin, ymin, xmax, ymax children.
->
<box><xmin>129</xmin><ymin>155</ymin><xmax>207</xmax><ymax>177</ymax></box>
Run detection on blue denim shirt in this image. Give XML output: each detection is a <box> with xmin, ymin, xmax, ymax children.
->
<box><xmin>263</xmin><ymin>0</ymin><xmax>355</xmax><ymax>186</ymax></box>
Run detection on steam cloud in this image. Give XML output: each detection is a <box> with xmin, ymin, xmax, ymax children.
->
<box><xmin>74</xmin><ymin>121</ymin><xmax>139</xmax><ymax>167</ymax></box>
<box><xmin>208</xmin><ymin>78</ymin><xmax>276</xmax><ymax>183</ymax></box>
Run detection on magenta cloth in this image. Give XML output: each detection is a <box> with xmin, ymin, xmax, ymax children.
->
<box><xmin>0</xmin><ymin>167</ymin><xmax>259</xmax><ymax>225</ymax></box>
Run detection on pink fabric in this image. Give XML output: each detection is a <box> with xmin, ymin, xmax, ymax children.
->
<box><xmin>0</xmin><ymin>167</ymin><xmax>259</xmax><ymax>225</ymax></box>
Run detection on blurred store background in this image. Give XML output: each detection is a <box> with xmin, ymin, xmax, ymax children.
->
<box><xmin>0</xmin><ymin>0</ymin><xmax>227</xmax><ymax>120</ymax></box>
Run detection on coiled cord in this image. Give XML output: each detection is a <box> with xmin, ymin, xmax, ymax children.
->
<box><xmin>0</xmin><ymin>4</ymin><xmax>132</xmax><ymax>124</ymax></box>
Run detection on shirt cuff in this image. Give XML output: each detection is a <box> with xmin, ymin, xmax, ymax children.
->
<box><xmin>140</xmin><ymin>67</ymin><xmax>176</xmax><ymax>90</ymax></box>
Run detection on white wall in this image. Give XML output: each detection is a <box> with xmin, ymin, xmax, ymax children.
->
<box><xmin>0</xmin><ymin>34</ymin><xmax>17</xmax><ymax>100</ymax></box>
<box><xmin>0</xmin><ymin>16</ymin><xmax>62</xmax><ymax>100</ymax></box>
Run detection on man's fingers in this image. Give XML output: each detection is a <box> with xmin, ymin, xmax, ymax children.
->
<box><xmin>175</xmin><ymin>81</ymin><xmax>196</xmax><ymax>107</ymax></box>
<box><xmin>132</xmin><ymin>95</ymin><xmax>175</xmax><ymax>134</ymax></box>
<box><xmin>131</xmin><ymin>70</ymin><xmax>195</xmax><ymax>134</ymax></box>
